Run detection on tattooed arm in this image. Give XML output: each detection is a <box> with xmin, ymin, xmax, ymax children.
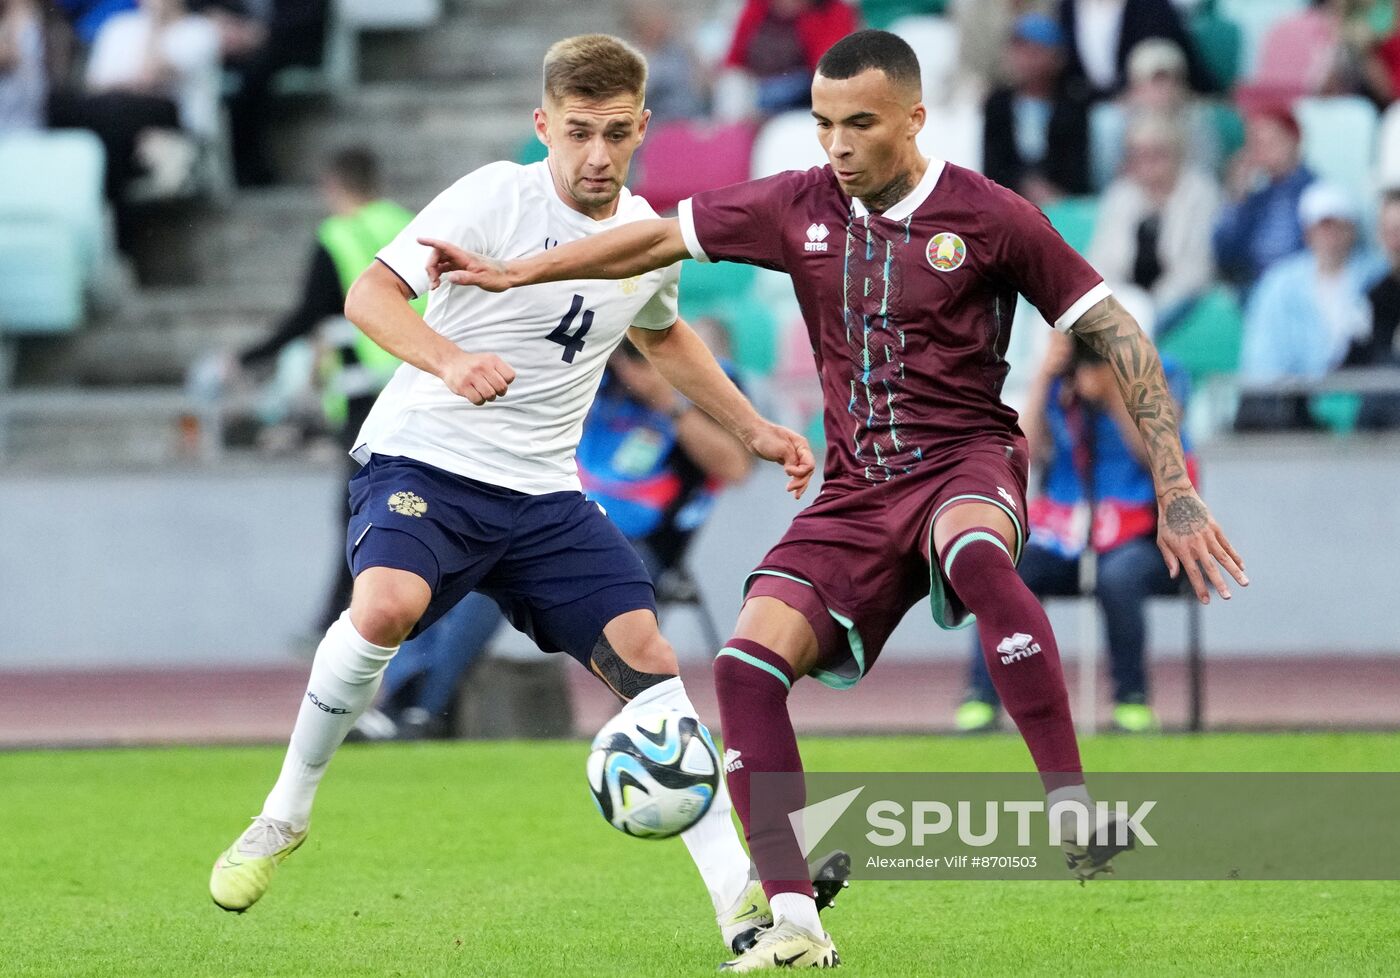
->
<box><xmin>1071</xmin><ymin>296</ymin><xmax>1249</xmax><ymax>603</ymax></box>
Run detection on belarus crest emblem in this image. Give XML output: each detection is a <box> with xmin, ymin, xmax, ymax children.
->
<box><xmin>926</xmin><ymin>232</ymin><xmax>966</xmax><ymax>272</ymax></box>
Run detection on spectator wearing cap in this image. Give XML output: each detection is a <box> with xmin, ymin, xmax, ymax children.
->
<box><xmin>1058</xmin><ymin>0</ymin><xmax>1217</xmax><ymax>102</ymax></box>
<box><xmin>982</xmin><ymin>12</ymin><xmax>1092</xmax><ymax>206</ymax></box>
<box><xmin>1236</xmin><ymin>182</ymin><xmax>1386</xmax><ymax>430</ymax></box>
<box><xmin>1213</xmin><ymin>107</ymin><xmax>1315</xmax><ymax>293</ymax></box>
<box><xmin>1088</xmin><ymin>113</ymin><xmax>1222</xmax><ymax>337</ymax></box>
<box><xmin>1090</xmin><ymin>38</ymin><xmax>1225</xmax><ymax>190</ymax></box>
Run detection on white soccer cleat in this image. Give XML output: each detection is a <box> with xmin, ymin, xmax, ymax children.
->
<box><xmin>720</xmin><ymin>879</ymin><xmax>773</xmax><ymax>954</ymax></box>
<box><xmin>209</xmin><ymin>816</ymin><xmax>308</xmax><ymax>912</ymax></box>
<box><xmin>719</xmin><ymin>919</ymin><xmax>840</xmax><ymax>971</ymax></box>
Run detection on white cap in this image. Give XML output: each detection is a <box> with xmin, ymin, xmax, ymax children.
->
<box><xmin>1298</xmin><ymin>182</ymin><xmax>1359</xmax><ymax>227</ymax></box>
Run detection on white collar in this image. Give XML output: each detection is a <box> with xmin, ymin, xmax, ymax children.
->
<box><xmin>850</xmin><ymin>158</ymin><xmax>945</xmax><ymax>221</ymax></box>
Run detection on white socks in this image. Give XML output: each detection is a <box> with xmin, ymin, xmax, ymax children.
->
<box><xmin>262</xmin><ymin>612</ymin><xmax>398</xmax><ymax>829</ymax></box>
<box><xmin>622</xmin><ymin>677</ymin><xmax>751</xmax><ymax>915</ymax></box>
<box><xmin>770</xmin><ymin>892</ymin><xmax>822</xmax><ymax>935</ymax></box>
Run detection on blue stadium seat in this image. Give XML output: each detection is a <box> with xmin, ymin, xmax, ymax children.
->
<box><xmin>1296</xmin><ymin>96</ymin><xmax>1379</xmax><ymax>208</ymax></box>
<box><xmin>0</xmin><ymin>217</ymin><xmax>84</xmax><ymax>333</ymax></box>
<box><xmin>0</xmin><ymin>129</ymin><xmax>107</xmax><ymax>268</ymax></box>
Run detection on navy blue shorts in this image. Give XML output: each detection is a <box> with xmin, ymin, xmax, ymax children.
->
<box><xmin>346</xmin><ymin>454</ymin><xmax>656</xmax><ymax>663</ymax></box>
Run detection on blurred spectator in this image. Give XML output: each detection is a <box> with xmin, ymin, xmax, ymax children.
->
<box><xmin>1087</xmin><ymin>113</ymin><xmax>1221</xmax><ymax>336</ymax></box>
<box><xmin>1058</xmin><ymin>0</ymin><xmax>1216</xmax><ymax>100</ymax></box>
<box><xmin>956</xmin><ymin>333</ymin><xmax>1195</xmax><ymax>734</ymax></box>
<box><xmin>85</xmin><ymin>0</ymin><xmax>221</xmax><ymax>137</ymax></box>
<box><xmin>47</xmin><ymin>0</ymin><xmax>220</xmax><ymax>249</ymax></box>
<box><xmin>52</xmin><ymin>0</ymin><xmax>135</xmax><ymax>46</ymax></box>
<box><xmin>1237</xmin><ymin>182</ymin><xmax>1385</xmax><ymax>430</ymax></box>
<box><xmin>982</xmin><ymin>12</ymin><xmax>1093</xmax><ymax>205</ymax></box>
<box><xmin>0</xmin><ymin>0</ymin><xmax>45</xmax><ymax>132</ymax></box>
<box><xmin>1091</xmin><ymin>38</ymin><xmax>1225</xmax><ymax>189</ymax></box>
<box><xmin>722</xmin><ymin>0</ymin><xmax>857</xmax><ymax>115</ymax></box>
<box><xmin>624</xmin><ymin>0</ymin><xmax>706</xmax><ymax>121</ymax></box>
<box><xmin>225</xmin><ymin>0</ymin><xmax>329</xmax><ymax>186</ymax></box>
<box><xmin>195</xmin><ymin>147</ymin><xmax>417</xmax><ymax>627</ymax></box>
<box><xmin>1212</xmin><ymin>107</ymin><xmax>1314</xmax><ymax>293</ymax></box>
<box><xmin>951</xmin><ymin>0</ymin><xmax>1025</xmax><ymax>91</ymax></box>
<box><xmin>359</xmin><ymin>325</ymin><xmax>753</xmax><ymax>740</ymax></box>
<box><xmin>1346</xmin><ymin>188</ymin><xmax>1400</xmax><ymax>428</ymax></box>
<box><xmin>1249</xmin><ymin>0</ymin><xmax>1368</xmax><ymax>102</ymax></box>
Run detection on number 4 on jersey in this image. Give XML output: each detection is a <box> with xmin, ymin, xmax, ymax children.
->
<box><xmin>547</xmin><ymin>294</ymin><xmax>593</xmax><ymax>363</ymax></box>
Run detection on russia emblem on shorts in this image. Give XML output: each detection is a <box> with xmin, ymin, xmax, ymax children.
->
<box><xmin>388</xmin><ymin>491</ymin><xmax>428</xmax><ymax>518</ymax></box>
<box><xmin>926</xmin><ymin>232</ymin><xmax>966</xmax><ymax>272</ymax></box>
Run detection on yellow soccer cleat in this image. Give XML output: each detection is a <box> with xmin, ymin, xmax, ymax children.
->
<box><xmin>719</xmin><ymin>919</ymin><xmax>840</xmax><ymax>971</ymax></box>
<box><xmin>720</xmin><ymin>879</ymin><xmax>773</xmax><ymax>954</ymax></box>
<box><xmin>209</xmin><ymin>816</ymin><xmax>308</xmax><ymax>912</ymax></box>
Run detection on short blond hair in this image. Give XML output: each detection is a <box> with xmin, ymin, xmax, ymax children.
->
<box><xmin>543</xmin><ymin>34</ymin><xmax>648</xmax><ymax>106</ymax></box>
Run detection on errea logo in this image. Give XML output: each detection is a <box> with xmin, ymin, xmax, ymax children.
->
<box><xmin>804</xmin><ymin>223</ymin><xmax>831</xmax><ymax>252</ymax></box>
<box><xmin>997</xmin><ymin>632</ymin><xmax>1042</xmax><ymax>665</ymax></box>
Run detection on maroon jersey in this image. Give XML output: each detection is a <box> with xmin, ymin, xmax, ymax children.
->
<box><xmin>679</xmin><ymin>161</ymin><xmax>1109</xmax><ymax>487</ymax></box>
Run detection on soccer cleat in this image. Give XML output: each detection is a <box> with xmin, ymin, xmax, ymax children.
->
<box><xmin>1112</xmin><ymin>702</ymin><xmax>1159</xmax><ymax>733</ymax></box>
<box><xmin>954</xmin><ymin>699</ymin><xmax>998</xmax><ymax>733</ymax></box>
<box><xmin>1062</xmin><ymin>814</ymin><xmax>1136</xmax><ymax>882</ymax></box>
<box><xmin>209</xmin><ymin>816</ymin><xmax>308</xmax><ymax>912</ymax></box>
<box><xmin>721</xmin><ymin>880</ymin><xmax>773</xmax><ymax>955</ymax></box>
<box><xmin>724</xmin><ymin>850</ymin><xmax>851</xmax><ymax>954</ymax></box>
<box><xmin>719</xmin><ymin>919</ymin><xmax>840</xmax><ymax>971</ymax></box>
<box><xmin>809</xmin><ymin>849</ymin><xmax>851</xmax><ymax>912</ymax></box>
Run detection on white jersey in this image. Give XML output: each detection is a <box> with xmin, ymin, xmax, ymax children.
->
<box><xmin>357</xmin><ymin>160</ymin><xmax>680</xmax><ymax>495</ymax></box>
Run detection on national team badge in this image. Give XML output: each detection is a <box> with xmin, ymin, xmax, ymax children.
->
<box><xmin>619</xmin><ymin>275</ymin><xmax>641</xmax><ymax>295</ymax></box>
<box><xmin>388</xmin><ymin>491</ymin><xmax>428</xmax><ymax>518</ymax></box>
<box><xmin>926</xmin><ymin>232</ymin><xmax>966</xmax><ymax>272</ymax></box>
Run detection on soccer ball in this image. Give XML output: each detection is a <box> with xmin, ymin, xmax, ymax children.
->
<box><xmin>586</xmin><ymin>707</ymin><xmax>720</xmax><ymax>839</ymax></box>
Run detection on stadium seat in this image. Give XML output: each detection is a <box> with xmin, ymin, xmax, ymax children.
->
<box><xmin>1191</xmin><ymin>0</ymin><xmax>1244</xmax><ymax>90</ymax></box>
<box><xmin>1156</xmin><ymin>285</ymin><xmax>1244</xmax><ymax>382</ymax></box>
<box><xmin>751</xmin><ymin>110</ymin><xmax>827</xmax><ymax>178</ymax></box>
<box><xmin>515</xmin><ymin>133</ymin><xmax>548</xmax><ymax>166</ymax></box>
<box><xmin>1220</xmin><ymin>0</ymin><xmax>1307</xmax><ymax>78</ymax></box>
<box><xmin>631</xmin><ymin>120</ymin><xmax>758</xmax><ymax>214</ymax></box>
<box><xmin>917</xmin><ymin>95</ymin><xmax>983</xmax><ymax>172</ymax></box>
<box><xmin>1040</xmin><ymin>196</ymin><xmax>1099</xmax><ymax>256</ymax></box>
<box><xmin>887</xmin><ymin>15</ymin><xmax>959</xmax><ymax>101</ymax></box>
<box><xmin>861</xmin><ymin>0</ymin><xmax>946</xmax><ymax>32</ymax></box>
<box><xmin>1375</xmin><ymin>101</ymin><xmax>1400</xmax><ymax>190</ymax></box>
<box><xmin>1296</xmin><ymin>96</ymin><xmax>1379</xmax><ymax>206</ymax></box>
<box><xmin>0</xmin><ymin>129</ymin><xmax>107</xmax><ymax>270</ymax></box>
<box><xmin>0</xmin><ymin>217</ymin><xmax>84</xmax><ymax>334</ymax></box>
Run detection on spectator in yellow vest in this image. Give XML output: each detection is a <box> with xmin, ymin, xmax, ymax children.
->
<box><xmin>226</xmin><ymin>145</ymin><xmax>419</xmax><ymax>630</ymax></box>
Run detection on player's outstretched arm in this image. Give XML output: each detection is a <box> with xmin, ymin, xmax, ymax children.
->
<box><xmin>344</xmin><ymin>261</ymin><xmax>516</xmax><ymax>406</ymax></box>
<box><xmin>629</xmin><ymin>319</ymin><xmax>815</xmax><ymax>500</ymax></box>
<box><xmin>419</xmin><ymin>219</ymin><xmax>689</xmax><ymax>293</ymax></box>
<box><xmin>1070</xmin><ymin>295</ymin><xmax>1249</xmax><ymax>603</ymax></box>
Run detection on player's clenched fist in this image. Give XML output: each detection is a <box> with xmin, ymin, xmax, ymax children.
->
<box><xmin>419</xmin><ymin>237</ymin><xmax>514</xmax><ymax>293</ymax></box>
<box><xmin>439</xmin><ymin>351</ymin><xmax>516</xmax><ymax>405</ymax></box>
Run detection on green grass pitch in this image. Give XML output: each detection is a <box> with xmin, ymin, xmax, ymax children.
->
<box><xmin>4</xmin><ymin>733</ymin><xmax>1398</xmax><ymax>977</ymax></box>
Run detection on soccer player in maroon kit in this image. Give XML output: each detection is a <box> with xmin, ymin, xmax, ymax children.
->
<box><xmin>424</xmin><ymin>30</ymin><xmax>1248</xmax><ymax>972</ymax></box>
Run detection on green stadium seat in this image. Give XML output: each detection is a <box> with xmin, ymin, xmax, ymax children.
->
<box><xmin>1191</xmin><ymin>1</ymin><xmax>1244</xmax><ymax>90</ymax></box>
<box><xmin>1041</xmin><ymin>196</ymin><xmax>1099</xmax><ymax>256</ymax></box>
<box><xmin>515</xmin><ymin>134</ymin><xmax>548</xmax><ymax>166</ymax></box>
<box><xmin>860</xmin><ymin>0</ymin><xmax>945</xmax><ymax>31</ymax></box>
<box><xmin>1309</xmin><ymin>393</ymin><xmax>1362</xmax><ymax>433</ymax></box>
<box><xmin>0</xmin><ymin>217</ymin><xmax>84</xmax><ymax>333</ymax></box>
<box><xmin>1157</xmin><ymin>285</ymin><xmax>1244</xmax><ymax>382</ymax></box>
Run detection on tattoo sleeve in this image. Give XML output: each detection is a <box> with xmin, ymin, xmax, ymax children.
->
<box><xmin>1071</xmin><ymin>296</ymin><xmax>1192</xmax><ymax>496</ymax></box>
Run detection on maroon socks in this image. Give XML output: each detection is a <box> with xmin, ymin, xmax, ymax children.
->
<box><xmin>712</xmin><ymin>638</ymin><xmax>813</xmax><ymax>899</ymax></box>
<box><xmin>941</xmin><ymin>527</ymin><xmax>1084</xmax><ymax>789</ymax></box>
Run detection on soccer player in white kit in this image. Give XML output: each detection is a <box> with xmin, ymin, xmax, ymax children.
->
<box><xmin>208</xmin><ymin>34</ymin><xmax>830</xmax><ymax>954</ymax></box>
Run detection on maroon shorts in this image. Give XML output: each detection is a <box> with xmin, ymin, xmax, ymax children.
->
<box><xmin>744</xmin><ymin>439</ymin><xmax>1029</xmax><ymax>689</ymax></box>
